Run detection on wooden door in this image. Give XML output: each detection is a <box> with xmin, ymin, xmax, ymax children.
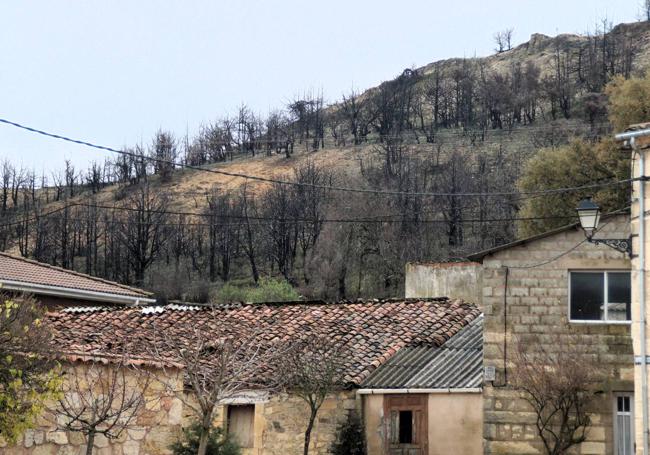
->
<box><xmin>384</xmin><ymin>394</ymin><xmax>428</xmax><ymax>455</ymax></box>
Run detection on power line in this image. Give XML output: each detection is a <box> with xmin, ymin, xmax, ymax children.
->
<box><xmin>0</xmin><ymin>201</ymin><xmax>578</xmax><ymax>228</ymax></box>
<box><xmin>0</xmin><ymin>117</ymin><xmax>636</xmax><ymax>198</ymax></box>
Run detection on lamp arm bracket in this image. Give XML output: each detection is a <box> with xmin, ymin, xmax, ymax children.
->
<box><xmin>589</xmin><ymin>237</ymin><xmax>632</xmax><ymax>255</ymax></box>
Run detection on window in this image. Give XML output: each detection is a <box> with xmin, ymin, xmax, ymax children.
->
<box><xmin>385</xmin><ymin>394</ymin><xmax>427</xmax><ymax>451</ymax></box>
<box><xmin>227</xmin><ymin>405</ymin><xmax>254</xmax><ymax>448</ymax></box>
<box><xmin>615</xmin><ymin>394</ymin><xmax>634</xmax><ymax>455</ymax></box>
<box><xmin>398</xmin><ymin>410</ymin><xmax>413</xmax><ymax>444</ymax></box>
<box><xmin>569</xmin><ymin>271</ymin><xmax>631</xmax><ymax>322</ymax></box>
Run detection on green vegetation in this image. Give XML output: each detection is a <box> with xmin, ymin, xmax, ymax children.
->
<box><xmin>517</xmin><ymin>138</ymin><xmax>630</xmax><ymax>237</ymax></box>
<box><xmin>214</xmin><ymin>277</ymin><xmax>301</xmax><ymax>303</ymax></box>
<box><xmin>0</xmin><ymin>297</ymin><xmax>61</xmax><ymax>443</ymax></box>
<box><xmin>170</xmin><ymin>424</ymin><xmax>240</xmax><ymax>455</ymax></box>
<box><xmin>331</xmin><ymin>414</ymin><xmax>366</xmax><ymax>455</ymax></box>
<box><xmin>516</xmin><ymin>73</ymin><xmax>650</xmax><ymax>237</ymax></box>
<box><xmin>606</xmin><ymin>74</ymin><xmax>650</xmax><ymax>131</ymax></box>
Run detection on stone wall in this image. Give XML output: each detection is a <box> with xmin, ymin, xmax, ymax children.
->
<box><xmin>481</xmin><ymin>215</ymin><xmax>633</xmax><ymax>454</ymax></box>
<box><xmin>2</xmin><ymin>361</ymin><xmax>357</xmax><ymax>455</ymax></box>
<box><xmin>202</xmin><ymin>391</ymin><xmax>357</xmax><ymax>455</ymax></box>
<box><xmin>1</xmin><ymin>363</ymin><xmax>184</xmax><ymax>455</ymax></box>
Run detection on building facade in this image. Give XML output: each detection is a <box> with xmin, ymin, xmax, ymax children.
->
<box><xmin>407</xmin><ymin>213</ymin><xmax>635</xmax><ymax>454</ymax></box>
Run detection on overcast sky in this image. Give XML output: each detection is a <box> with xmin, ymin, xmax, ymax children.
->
<box><xmin>0</xmin><ymin>1</ymin><xmax>642</xmax><ymax>173</ymax></box>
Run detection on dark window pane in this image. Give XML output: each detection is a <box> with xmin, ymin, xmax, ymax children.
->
<box><xmin>608</xmin><ymin>272</ymin><xmax>631</xmax><ymax>321</ymax></box>
<box><xmin>399</xmin><ymin>410</ymin><xmax>413</xmax><ymax>444</ymax></box>
<box><xmin>570</xmin><ymin>273</ymin><xmax>604</xmax><ymax>320</ymax></box>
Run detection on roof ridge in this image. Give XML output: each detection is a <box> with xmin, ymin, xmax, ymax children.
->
<box><xmin>155</xmin><ymin>297</ymin><xmax>455</xmax><ymax>307</ymax></box>
<box><xmin>0</xmin><ymin>251</ymin><xmax>152</xmax><ymax>297</ymax></box>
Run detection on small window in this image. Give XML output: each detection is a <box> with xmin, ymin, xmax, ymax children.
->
<box><xmin>398</xmin><ymin>410</ymin><xmax>413</xmax><ymax>444</ymax></box>
<box><xmin>227</xmin><ymin>405</ymin><xmax>254</xmax><ymax>448</ymax></box>
<box><xmin>615</xmin><ymin>394</ymin><xmax>634</xmax><ymax>455</ymax></box>
<box><xmin>570</xmin><ymin>271</ymin><xmax>631</xmax><ymax>322</ymax></box>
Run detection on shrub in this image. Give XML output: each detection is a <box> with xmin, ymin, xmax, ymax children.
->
<box><xmin>331</xmin><ymin>413</ymin><xmax>366</xmax><ymax>455</ymax></box>
<box><xmin>215</xmin><ymin>277</ymin><xmax>300</xmax><ymax>303</ymax></box>
<box><xmin>170</xmin><ymin>424</ymin><xmax>240</xmax><ymax>455</ymax></box>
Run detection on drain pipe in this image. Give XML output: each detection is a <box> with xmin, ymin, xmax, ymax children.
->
<box><xmin>639</xmin><ymin>136</ymin><xmax>648</xmax><ymax>455</ymax></box>
<box><xmin>616</xmin><ymin>129</ymin><xmax>650</xmax><ymax>455</ymax></box>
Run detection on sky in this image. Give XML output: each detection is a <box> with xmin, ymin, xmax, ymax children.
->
<box><xmin>0</xmin><ymin>0</ymin><xmax>642</xmax><ymax>173</ymax></box>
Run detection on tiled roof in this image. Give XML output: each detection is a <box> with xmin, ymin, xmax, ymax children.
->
<box><xmin>45</xmin><ymin>298</ymin><xmax>480</xmax><ymax>386</ymax></box>
<box><xmin>0</xmin><ymin>252</ymin><xmax>151</xmax><ymax>299</ymax></box>
<box><xmin>361</xmin><ymin>315</ymin><xmax>483</xmax><ymax>389</ymax></box>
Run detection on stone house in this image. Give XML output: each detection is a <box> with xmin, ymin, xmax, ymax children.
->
<box><xmin>5</xmin><ymin>297</ymin><xmax>481</xmax><ymax>454</ymax></box>
<box><xmin>407</xmin><ymin>212</ymin><xmax>634</xmax><ymax>454</ymax></box>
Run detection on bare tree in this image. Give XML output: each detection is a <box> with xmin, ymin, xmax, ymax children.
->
<box><xmin>149</xmin><ymin>310</ymin><xmax>285</xmax><ymax>455</ymax></box>
<box><xmin>117</xmin><ymin>183</ymin><xmax>169</xmax><ymax>285</ymax></box>
<box><xmin>54</xmin><ymin>357</ymin><xmax>150</xmax><ymax>455</ymax></box>
<box><xmin>510</xmin><ymin>335</ymin><xmax>600</xmax><ymax>455</ymax></box>
<box><xmin>151</xmin><ymin>130</ymin><xmax>177</xmax><ymax>182</ymax></box>
<box><xmin>494</xmin><ymin>28</ymin><xmax>514</xmax><ymax>53</ymax></box>
<box><xmin>280</xmin><ymin>334</ymin><xmax>347</xmax><ymax>455</ymax></box>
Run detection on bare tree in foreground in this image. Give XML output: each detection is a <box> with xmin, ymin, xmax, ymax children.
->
<box><xmin>280</xmin><ymin>334</ymin><xmax>347</xmax><ymax>455</ymax></box>
<box><xmin>54</xmin><ymin>357</ymin><xmax>150</xmax><ymax>455</ymax></box>
<box><xmin>510</xmin><ymin>335</ymin><xmax>600</xmax><ymax>455</ymax></box>
<box><xmin>150</xmin><ymin>310</ymin><xmax>284</xmax><ymax>455</ymax></box>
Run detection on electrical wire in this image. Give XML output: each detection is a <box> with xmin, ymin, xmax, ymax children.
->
<box><xmin>0</xmin><ymin>117</ymin><xmax>636</xmax><ymax>198</ymax></box>
<box><xmin>0</xmin><ymin>201</ymin><xmax>578</xmax><ymax>228</ymax></box>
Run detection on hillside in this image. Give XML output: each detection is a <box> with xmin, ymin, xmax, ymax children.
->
<box><xmin>1</xmin><ymin>20</ymin><xmax>649</xmax><ymax>302</ymax></box>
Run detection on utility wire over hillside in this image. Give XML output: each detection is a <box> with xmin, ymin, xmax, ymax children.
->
<box><xmin>0</xmin><ymin>117</ymin><xmax>638</xmax><ymax>198</ymax></box>
<box><xmin>0</xmin><ymin>201</ymin><xmax>581</xmax><ymax>229</ymax></box>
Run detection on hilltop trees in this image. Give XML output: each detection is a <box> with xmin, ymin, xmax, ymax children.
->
<box><xmin>494</xmin><ymin>28</ymin><xmax>514</xmax><ymax>53</ymax></box>
<box><xmin>0</xmin><ymin>20</ymin><xmax>645</xmax><ymax>300</ymax></box>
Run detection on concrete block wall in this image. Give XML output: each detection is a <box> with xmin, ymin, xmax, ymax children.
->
<box><xmin>481</xmin><ymin>216</ymin><xmax>633</xmax><ymax>454</ymax></box>
<box><xmin>405</xmin><ymin>262</ymin><xmax>482</xmax><ymax>303</ymax></box>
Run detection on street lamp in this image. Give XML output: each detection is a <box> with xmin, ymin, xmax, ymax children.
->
<box><xmin>576</xmin><ymin>197</ymin><xmax>601</xmax><ymax>239</ymax></box>
<box><xmin>576</xmin><ymin>197</ymin><xmax>631</xmax><ymax>255</ymax></box>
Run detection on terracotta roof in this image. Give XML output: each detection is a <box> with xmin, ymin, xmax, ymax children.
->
<box><xmin>0</xmin><ymin>252</ymin><xmax>152</xmax><ymax>300</ymax></box>
<box><xmin>45</xmin><ymin>298</ymin><xmax>480</xmax><ymax>386</ymax></box>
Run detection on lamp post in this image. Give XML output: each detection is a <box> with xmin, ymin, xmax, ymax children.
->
<box><xmin>575</xmin><ymin>197</ymin><xmax>631</xmax><ymax>255</ymax></box>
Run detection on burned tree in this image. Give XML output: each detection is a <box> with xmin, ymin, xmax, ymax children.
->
<box><xmin>151</xmin><ymin>130</ymin><xmax>177</xmax><ymax>182</ymax></box>
<box><xmin>494</xmin><ymin>28</ymin><xmax>514</xmax><ymax>53</ymax></box>
<box><xmin>117</xmin><ymin>183</ymin><xmax>169</xmax><ymax>285</ymax></box>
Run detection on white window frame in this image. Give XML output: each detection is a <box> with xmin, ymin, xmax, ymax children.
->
<box><xmin>568</xmin><ymin>270</ymin><xmax>631</xmax><ymax>324</ymax></box>
<box><xmin>613</xmin><ymin>393</ymin><xmax>634</xmax><ymax>455</ymax></box>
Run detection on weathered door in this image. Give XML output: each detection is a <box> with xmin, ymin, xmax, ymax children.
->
<box><xmin>384</xmin><ymin>394</ymin><xmax>428</xmax><ymax>455</ymax></box>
